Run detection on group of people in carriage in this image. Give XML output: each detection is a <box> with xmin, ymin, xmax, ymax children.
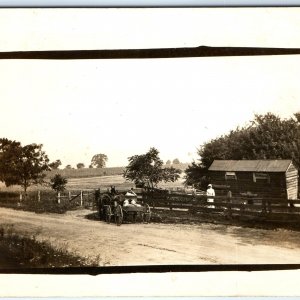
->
<box><xmin>108</xmin><ymin>186</ymin><xmax>142</xmax><ymax>207</ymax></box>
<box><xmin>96</xmin><ymin>186</ymin><xmax>146</xmax><ymax>223</ymax></box>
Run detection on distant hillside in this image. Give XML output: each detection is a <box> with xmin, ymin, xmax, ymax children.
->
<box><xmin>46</xmin><ymin>167</ymin><xmax>124</xmax><ymax>179</ymax></box>
<box><xmin>46</xmin><ymin>163</ymin><xmax>189</xmax><ymax>179</ymax></box>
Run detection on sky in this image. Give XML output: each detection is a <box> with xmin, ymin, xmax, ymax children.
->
<box><xmin>0</xmin><ymin>8</ymin><xmax>300</xmax><ymax>168</ymax></box>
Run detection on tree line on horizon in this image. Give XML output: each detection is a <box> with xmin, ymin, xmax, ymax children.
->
<box><xmin>64</xmin><ymin>156</ymin><xmax>182</xmax><ymax>170</ymax></box>
<box><xmin>51</xmin><ymin>153</ymin><xmax>108</xmax><ymax>170</ymax></box>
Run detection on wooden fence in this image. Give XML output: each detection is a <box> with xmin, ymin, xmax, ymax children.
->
<box><xmin>12</xmin><ymin>189</ymin><xmax>300</xmax><ymax>223</ymax></box>
<box><xmin>17</xmin><ymin>190</ymin><xmax>96</xmax><ymax>208</ymax></box>
<box><xmin>58</xmin><ymin>190</ymin><xmax>97</xmax><ymax>208</ymax></box>
<box><xmin>144</xmin><ymin>193</ymin><xmax>300</xmax><ymax>223</ymax></box>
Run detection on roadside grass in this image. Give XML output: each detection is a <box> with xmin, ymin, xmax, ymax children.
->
<box><xmin>0</xmin><ymin>224</ymin><xmax>101</xmax><ymax>268</ymax></box>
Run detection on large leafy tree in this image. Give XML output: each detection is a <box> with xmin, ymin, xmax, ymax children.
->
<box><xmin>0</xmin><ymin>139</ymin><xmax>51</xmax><ymax>194</ymax></box>
<box><xmin>90</xmin><ymin>153</ymin><xmax>108</xmax><ymax>168</ymax></box>
<box><xmin>124</xmin><ymin>147</ymin><xmax>181</xmax><ymax>188</ymax></box>
<box><xmin>184</xmin><ymin>161</ymin><xmax>210</xmax><ymax>189</ymax></box>
<box><xmin>185</xmin><ymin>112</ymin><xmax>300</xmax><ymax>186</ymax></box>
<box><xmin>0</xmin><ymin>138</ymin><xmax>22</xmax><ymax>186</ymax></box>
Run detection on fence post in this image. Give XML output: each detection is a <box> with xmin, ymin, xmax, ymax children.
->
<box><xmin>267</xmin><ymin>199</ymin><xmax>272</xmax><ymax>213</ymax></box>
<box><xmin>69</xmin><ymin>191</ymin><xmax>71</xmax><ymax>201</ymax></box>
<box><xmin>262</xmin><ymin>199</ymin><xmax>267</xmax><ymax>214</ymax></box>
<box><xmin>80</xmin><ymin>190</ymin><xmax>83</xmax><ymax>206</ymax></box>
<box><xmin>226</xmin><ymin>190</ymin><xmax>232</xmax><ymax>218</ymax></box>
<box><xmin>57</xmin><ymin>192</ymin><xmax>61</xmax><ymax>204</ymax></box>
<box><xmin>38</xmin><ymin>191</ymin><xmax>41</xmax><ymax>202</ymax></box>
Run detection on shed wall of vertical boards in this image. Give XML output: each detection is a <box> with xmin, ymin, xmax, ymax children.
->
<box><xmin>286</xmin><ymin>163</ymin><xmax>298</xmax><ymax>200</ymax></box>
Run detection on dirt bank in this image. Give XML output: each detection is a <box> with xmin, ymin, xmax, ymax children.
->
<box><xmin>1</xmin><ymin>207</ymin><xmax>300</xmax><ymax>266</ymax></box>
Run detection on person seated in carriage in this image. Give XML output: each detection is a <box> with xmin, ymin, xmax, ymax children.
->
<box><xmin>130</xmin><ymin>198</ymin><xmax>141</xmax><ymax>207</ymax></box>
<box><xmin>125</xmin><ymin>188</ymin><xmax>137</xmax><ymax>197</ymax></box>
<box><xmin>123</xmin><ymin>198</ymin><xmax>142</xmax><ymax>207</ymax></box>
<box><xmin>123</xmin><ymin>188</ymin><xmax>141</xmax><ymax>207</ymax></box>
<box><xmin>123</xmin><ymin>198</ymin><xmax>130</xmax><ymax>206</ymax></box>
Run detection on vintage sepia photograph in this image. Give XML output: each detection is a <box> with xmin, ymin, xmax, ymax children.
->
<box><xmin>0</xmin><ymin>8</ymin><xmax>300</xmax><ymax>283</ymax></box>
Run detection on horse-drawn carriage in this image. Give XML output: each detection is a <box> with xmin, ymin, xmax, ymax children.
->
<box><xmin>98</xmin><ymin>190</ymin><xmax>151</xmax><ymax>226</ymax></box>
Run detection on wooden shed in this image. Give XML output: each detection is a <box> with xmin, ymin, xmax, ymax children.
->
<box><xmin>208</xmin><ymin>160</ymin><xmax>298</xmax><ymax>200</ymax></box>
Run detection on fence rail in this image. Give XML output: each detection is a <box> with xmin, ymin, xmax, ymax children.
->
<box><xmin>12</xmin><ymin>190</ymin><xmax>96</xmax><ymax>208</ymax></box>
<box><xmin>144</xmin><ymin>192</ymin><xmax>300</xmax><ymax>222</ymax></box>
<box><xmin>2</xmin><ymin>189</ymin><xmax>300</xmax><ymax>223</ymax></box>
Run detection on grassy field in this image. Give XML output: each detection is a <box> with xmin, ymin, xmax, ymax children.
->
<box><xmin>0</xmin><ymin>164</ymin><xmax>188</xmax><ymax>192</ymax></box>
<box><xmin>46</xmin><ymin>163</ymin><xmax>189</xmax><ymax>179</ymax></box>
<box><xmin>0</xmin><ymin>173</ymin><xmax>186</xmax><ymax>214</ymax></box>
<box><xmin>46</xmin><ymin>166</ymin><xmax>124</xmax><ymax>179</ymax></box>
<box><xmin>0</xmin><ymin>164</ymin><xmax>187</xmax><ymax>214</ymax></box>
<box><xmin>66</xmin><ymin>174</ymin><xmax>185</xmax><ymax>191</ymax></box>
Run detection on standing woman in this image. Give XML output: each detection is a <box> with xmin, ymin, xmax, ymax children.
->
<box><xmin>206</xmin><ymin>184</ymin><xmax>215</xmax><ymax>208</ymax></box>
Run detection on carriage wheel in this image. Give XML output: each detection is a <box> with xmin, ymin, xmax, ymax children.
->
<box><xmin>143</xmin><ymin>203</ymin><xmax>151</xmax><ymax>223</ymax></box>
<box><xmin>105</xmin><ymin>206</ymin><xmax>112</xmax><ymax>223</ymax></box>
<box><xmin>115</xmin><ymin>204</ymin><xmax>123</xmax><ymax>226</ymax></box>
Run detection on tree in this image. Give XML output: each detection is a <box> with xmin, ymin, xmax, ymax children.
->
<box><xmin>65</xmin><ymin>165</ymin><xmax>72</xmax><ymax>169</ymax></box>
<box><xmin>294</xmin><ymin>112</ymin><xmax>300</xmax><ymax>123</ymax></box>
<box><xmin>173</xmin><ymin>158</ymin><xmax>180</xmax><ymax>164</ymax></box>
<box><xmin>0</xmin><ymin>139</ymin><xmax>50</xmax><ymax>194</ymax></box>
<box><xmin>0</xmin><ymin>138</ymin><xmax>22</xmax><ymax>187</ymax></box>
<box><xmin>49</xmin><ymin>159</ymin><xmax>62</xmax><ymax>170</ymax></box>
<box><xmin>185</xmin><ymin>112</ymin><xmax>300</xmax><ymax>186</ymax></box>
<box><xmin>123</xmin><ymin>147</ymin><xmax>181</xmax><ymax>188</ymax></box>
<box><xmin>90</xmin><ymin>154</ymin><xmax>108</xmax><ymax>168</ymax></box>
<box><xmin>50</xmin><ymin>174</ymin><xmax>68</xmax><ymax>193</ymax></box>
<box><xmin>16</xmin><ymin>143</ymin><xmax>50</xmax><ymax>194</ymax></box>
<box><xmin>184</xmin><ymin>161</ymin><xmax>210</xmax><ymax>189</ymax></box>
<box><xmin>77</xmin><ymin>163</ymin><xmax>85</xmax><ymax>169</ymax></box>
<box><xmin>165</xmin><ymin>160</ymin><xmax>171</xmax><ymax>165</ymax></box>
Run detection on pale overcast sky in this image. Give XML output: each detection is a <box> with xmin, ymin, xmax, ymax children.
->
<box><xmin>0</xmin><ymin>8</ymin><xmax>300</xmax><ymax>167</ymax></box>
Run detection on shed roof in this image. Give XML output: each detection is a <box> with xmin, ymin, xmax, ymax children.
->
<box><xmin>208</xmin><ymin>160</ymin><xmax>293</xmax><ymax>172</ymax></box>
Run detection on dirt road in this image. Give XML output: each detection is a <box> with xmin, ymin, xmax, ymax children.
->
<box><xmin>1</xmin><ymin>207</ymin><xmax>300</xmax><ymax>266</ymax></box>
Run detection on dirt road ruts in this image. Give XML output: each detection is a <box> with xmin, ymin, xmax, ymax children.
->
<box><xmin>1</xmin><ymin>207</ymin><xmax>300</xmax><ymax>266</ymax></box>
